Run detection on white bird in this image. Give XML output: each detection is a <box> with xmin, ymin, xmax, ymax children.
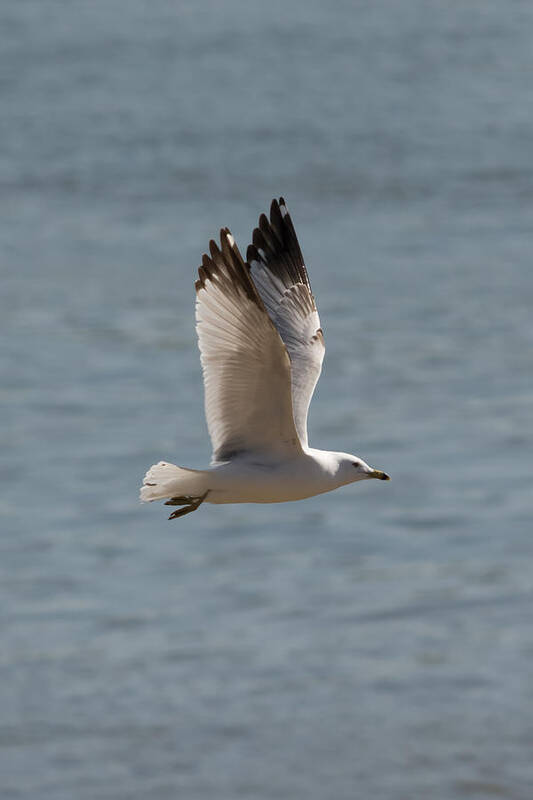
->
<box><xmin>140</xmin><ymin>198</ymin><xmax>389</xmax><ymax>519</ymax></box>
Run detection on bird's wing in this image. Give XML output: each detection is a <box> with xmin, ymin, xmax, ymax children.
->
<box><xmin>246</xmin><ymin>198</ymin><xmax>325</xmax><ymax>449</ymax></box>
<box><xmin>195</xmin><ymin>228</ymin><xmax>303</xmax><ymax>465</ymax></box>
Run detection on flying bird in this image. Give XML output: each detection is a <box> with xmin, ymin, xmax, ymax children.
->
<box><xmin>140</xmin><ymin>198</ymin><xmax>389</xmax><ymax>519</ymax></box>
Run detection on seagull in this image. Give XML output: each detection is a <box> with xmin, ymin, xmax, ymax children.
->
<box><xmin>140</xmin><ymin>198</ymin><xmax>389</xmax><ymax>519</ymax></box>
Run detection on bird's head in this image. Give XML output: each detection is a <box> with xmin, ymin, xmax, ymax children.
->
<box><xmin>335</xmin><ymin>453</ymin><xmax>390</xmax><ymax>485</ymax></box>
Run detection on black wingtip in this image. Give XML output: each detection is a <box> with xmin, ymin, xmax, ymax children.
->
<box><xmin>195</xmin><ymin>225</ymin><xmax>263</xmax><ymax>310</ymax></box>
<box><xmin>258</xmin><ymin>213</ymin><xmax>270</xmax><ymax>231</ymax></box>
<box><xmin>246</xmin><ymin>243</ymin><xmax>260</xmax><ymax>264</ymax></box>
<box><xmin>220</xmin><ymin>227</ymin><xmax>234</xmax><ymax>243</ymax></box>
<box><xmin>246</xmin><ymin>198</ymin><xmax>309</xmax><ymax>290</ymax></box>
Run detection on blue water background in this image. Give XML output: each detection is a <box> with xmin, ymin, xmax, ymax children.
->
<box><xmin>2</xmin><ymin>1</ymin><xmax>533</xmax><ymax>798</ymax></box>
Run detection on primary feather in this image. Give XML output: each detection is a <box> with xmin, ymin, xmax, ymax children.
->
<box><xmin>247</xmin><ymin>198</ymin><xmax>325</xmax><ymax>448</ymax></box>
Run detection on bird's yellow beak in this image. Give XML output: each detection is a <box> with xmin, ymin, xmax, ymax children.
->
<box><xmin>368</xmin><ymin>469</ymin><xmax>390</xmax><ymax>481</ymax></box>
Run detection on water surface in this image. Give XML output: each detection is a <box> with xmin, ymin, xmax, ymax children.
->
<box><xmin>2</xmin><ymin>2</ymin><xmax>533</xmax><ymax>798</ymax></box>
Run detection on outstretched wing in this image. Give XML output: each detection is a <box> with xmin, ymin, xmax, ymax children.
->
<box><xmin>195</xmin><ymin>228</ymin><xmax>303</xmax><ymax>464</ymax></box>
<box><xmin>246</xmin><ymin>198</ymin><xmax>325</xmax><ymax>449</ymax></box>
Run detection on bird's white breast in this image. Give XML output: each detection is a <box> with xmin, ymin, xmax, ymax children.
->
<box><xmin>205</xmin><ymin>450</ymin><xmax>341</xmax><ymax>504</ymax></box>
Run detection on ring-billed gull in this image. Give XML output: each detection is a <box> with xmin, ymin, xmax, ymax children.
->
<box><xmin>140</xmin><ymin>198</ymin><xmax>389</xmax><ymax>519</ymax></box>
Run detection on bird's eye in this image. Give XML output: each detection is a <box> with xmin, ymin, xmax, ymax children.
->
<box><xmin>352</xmin><ymin>462</ymin><xmax>359</xmax><ymax>468</ymax></box>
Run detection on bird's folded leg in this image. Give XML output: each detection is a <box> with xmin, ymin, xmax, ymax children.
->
<box><xmin>164</xmin><ymin>496</ymin><xmax>194</xmax><ymax>506</ymax></box>
<box><xmin>166</xmin><ymin>490</ymin><xmax>209</xmax><ymax>520</ymax></box>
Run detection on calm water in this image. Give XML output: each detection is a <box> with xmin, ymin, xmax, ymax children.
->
<box><xmin>2</xmin><ymin>2</ymin><xmax>533</xmax><ymax>798</ymax></box>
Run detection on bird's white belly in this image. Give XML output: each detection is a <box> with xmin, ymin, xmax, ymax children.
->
<box><xmin>205</xmin><ymin>457</ymin><xmax>337</xmax><ymax>505</ymax></box>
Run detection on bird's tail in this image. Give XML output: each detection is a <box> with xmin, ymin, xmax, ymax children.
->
<box><xmin>140</xmin><ymin>461</ymin><xmax>210</xmax><ymax>502</ymax></box>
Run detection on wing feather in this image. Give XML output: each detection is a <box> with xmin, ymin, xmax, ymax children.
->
<box><xmin>195</xmin><ymin>228</ymin><xmax>302</xmax><ymax>464</ymax></box>
<box><xmin>247</xmin><ymin>199</ymin><xmax>325</xmax><ymax>448</ymax></box>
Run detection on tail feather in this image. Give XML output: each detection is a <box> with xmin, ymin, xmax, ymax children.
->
<box><xmin>140</xmin><ymin>461</ymin><xmax>209</xmax><ymax>502</ymax></box>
